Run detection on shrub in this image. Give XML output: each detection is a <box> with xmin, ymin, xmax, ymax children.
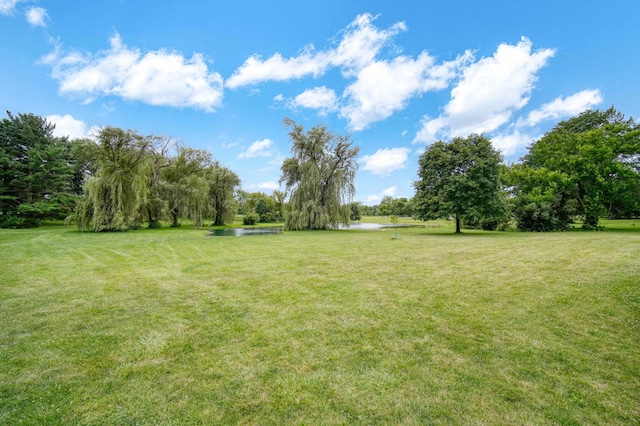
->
<box><xmin>243</xmin><ymin>213</ymin><xmax>259</xmax><ymax>225</ymax></box>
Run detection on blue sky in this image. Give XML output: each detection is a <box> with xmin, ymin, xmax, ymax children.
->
<box><xmin>1</xmin><ymin>1</ymin><xmax>638</xmax><ymax>204</ymax></box>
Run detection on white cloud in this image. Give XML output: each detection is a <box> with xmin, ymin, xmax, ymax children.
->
<box><xmin>238</xmin><ymin>138</ymin><xmax>276</xmax><ymax>159</ymax></box>
<box><xmin>228</xmin><ymin>13</ymin><xmax>473</xmax><ymax>131</ymax></box>
<box><xmin>414</xmin><ymin>37</ymin><xmax>555</xmax><ymax>144</ymax></box>
<box><xmin>341</xmin><ymin>51</ymin><xmax>472</xmax><ymax>130</ymax></box>
<box><xmin>46</xmin><ymin>114</ymin><xmax>89</xmax><ymax>139</ymax></box>
<box><xmin>226</xmin><ymin>13</ymin><xmax>405</xmax><ymax>89</ymax></box>
<box><xmin>381</xmin><ymin>186</ymin><xmax>398</xmax><ymax>196</ymax></box>
<box><xmin>521</xmin><ymin>89</ymin><xmax>603</xmax><ymax>127</ymax></box>
<box><xmin>42</xmin><ymin>33</ymin><xmax>224</xmax><ymax>111</ymax></box>
<box><xmin>360</xmin><ymin>147</ymin><xmax>411</xmax><ymax>175</ymax></box>
<box><xmin>490</xmin><ymin>130</ymin><xmax>538</xmax><ymax>156</ymax></box>
<box><xmin>363</xmin><ymin>194</ymin><xmax>380</xmax><ymax>205</ymax></box>
<box><xmin>0</xmin><ymin>0</ymin><xmax>20</xmax><ymax>15</ymax></box>
<box><xmin>258</xmin><ymin>181</ymin><xmax>280</xmax><ymax>192</ymax></box>
<box><xmin>289</xmin><ymin>86</ymin><xmax>338</xmax><ymax>115</ymax></box>
<box><xmin>25</xmin><ymin>6</ymin><xmax>47</xmax><ymax>27</ymax></box>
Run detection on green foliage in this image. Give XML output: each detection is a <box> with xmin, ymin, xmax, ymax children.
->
<box><xmin>349</xmin><ymin>201</ymin><xmax>362</xmax><ymax>221</ymax></box>
<box><xmin>242</xmin><ymin>212</ymin><xmax>259</xmax><ymax>225</ymax></box>
<box><xmin>506</xmin><ymin>165</ymin><xmax>576</xmax><ymax>231</ymax></box>
<box><xmin>237</xmin><ymin>190</ymin><xmax>285</xmax><ymax>223</ymax></box>
<box><xmin>208</xmin><ymin>163</ymin><xmax>240</xmax><ymax>226</ymax></box>
<box><xmin>162</xmin><ymin>147</ymin><xmax>212</xmax><ymax>227</ymax></box>
<box><xmin>280</xmin><ymin>118</ymin><xmax>359</xmax><ymax>230</ymax></box>
<box><xmin>414</xmin><ymin>134</ymin><xmax>506</xmax><ymax>233</ymax></box>
<box><xmin>75</xmin><ymin>127</ymin><xmax>152</xmax><ymax>231</ymax></box>
<box><xmin>0</xmin><ymin>111</ymin><xmax>74</xmax><ymax>227</ymax></box>
<box><xmin>523</xmin><ymin>107</ymin><xmax>640</xmax><ymax>229</ymax></box>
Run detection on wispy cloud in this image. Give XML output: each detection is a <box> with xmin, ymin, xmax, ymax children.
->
<box><xmin>0</xmin><ymin>0</ymin><xmax>20</xmax><ymax>15</ymax></box>
<box><xmin>381</xmin><ymin>186</ymin><xmax>398</xmax><ymax>196</ymax></box>
<box><xmin>258</xmin><ymin>181</ymin><xmax>280</xmax><ymax>191</ymax></box>
<box><xmin>414</xmin><ymin>37</ymin><xmax>555</xmax><ymax>144</ymax></box>
<box><xmin>360</xmin><ymin>147</ymin><xmax>411</xmax><ymax>175</ymax></box>
<box><xmin>520</xmin><ymin>89</ymin><xmax>603</xmax><ymax>127</ymax></box>
<box><xmin>238</xmin><ymin>138</ymin><xmax>276</xmax><ymax>159</ymax></box>
<box><xmin>41</xmin><ymin>33</ymin><xmax>224</xmax><ymax>111</ymax></box>
<box><xmin>226</xmin><ymin>13</ymin><xmax>406</xmax><ymax>88</ymax></box>
<box><xmin>25</xmin><ymin>6</ymin><xmax>47</xmax><ymax>27</ymax></box>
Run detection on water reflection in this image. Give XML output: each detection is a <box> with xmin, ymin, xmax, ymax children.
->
<box><xmin>339</xmin><ymin>223</ymin><xmax>417</xmax><ymax>230</ymax></box>
<box><xmin>208</xmin><ymin>227</ymin><xmax>283</xmax><ymax>237</ymax></box>
<box><xmin>208</xmin><ymin>223</ymin><xmax>419</xmax><ymax>236</ymax></box>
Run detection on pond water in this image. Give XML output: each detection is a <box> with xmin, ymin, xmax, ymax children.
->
<box><xmin>208</xmin><ymin>227</ymin><xmax>283</xmax><ymax>237</ymax></box>
<box><xmin>208</xmin><ymin>223</ymin><xmax>418</xmax><ymax>236</ymax></box>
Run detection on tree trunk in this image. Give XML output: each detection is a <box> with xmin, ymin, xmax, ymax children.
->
<box><xmin>455</xmin><ymin>215</ymin><xmax>461</xmax><ymax>234</ymax></box>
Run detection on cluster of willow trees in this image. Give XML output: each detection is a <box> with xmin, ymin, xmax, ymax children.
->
<box><xmin>74</xmin><ymin>127</ymin><xmax>241</xmax><ymax>231</ymax></box>
<box><xmin>0</xmin><ymin>112</ymin><xmax>240</xmax><ymax>230</ymax></box>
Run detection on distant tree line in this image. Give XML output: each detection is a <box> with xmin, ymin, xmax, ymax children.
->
<box><xmin>360</xmin><ymin>107</ymin><xmax>640</xmax><ymax>232</ymax></box>
<box><xmin>2</xmin><ymin>108</ymin><xmax>638</xmax><ymax>232</ymax></box>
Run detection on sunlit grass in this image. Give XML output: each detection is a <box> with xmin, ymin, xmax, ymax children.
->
<box><xmin>1</xmin><ymin>223</ymin><xmax>639</xmax><ymax>424</ymax></box>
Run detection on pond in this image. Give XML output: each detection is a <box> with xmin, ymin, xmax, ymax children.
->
<box><xmin>208</xmin><ymin>227</ymin><xmax>283</xmax><ymax>236</ymax></box>
<box><xmin>208</xmin><ymin>223</ymin><xmax>420</xmax><ymax>236</ymax></box>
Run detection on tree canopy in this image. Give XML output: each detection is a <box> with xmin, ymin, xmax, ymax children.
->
<box><xmin>414</xmin><ymin>134</ymin><xmax>505</xmax><ymax>233</ymax></box>
<box><xmin>521</xmin><ymin>107</ymin><xmax>640</xmax><ymax>229</ymax></box>
<box><xmin>0</xmin><ymin>112</ymin><xmax>75</xmax><ymax>227</ymax></box>
<box><xmin>280</xmin><ymin>118</ymin><xmax>359</xmax><ymax>230</ymax></box>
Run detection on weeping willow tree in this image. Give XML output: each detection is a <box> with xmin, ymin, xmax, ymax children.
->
<box><xmin>75</xmin><ymin>127</ymin><xmax>152</xmax><ymax>231</ymax></box>
<box><xmin>280</xmin><ymin>118</ymin><xmax>359</xmax><ymax>230</ymax></box>
<box><xmin>208</xmin><ymin>163</ymin><xmax>240</xmax><ymax>226</ymax></box>
<box><xmin>162</xmin><ymin>147</ymin><xmax>212</xmax><ymax>227</ymax></box>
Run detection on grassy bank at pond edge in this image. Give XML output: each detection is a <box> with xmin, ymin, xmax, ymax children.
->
<box><xmin>1</xmin><ymin>220</ymin><xmax>639</xmax><ymax>424</ymax></box>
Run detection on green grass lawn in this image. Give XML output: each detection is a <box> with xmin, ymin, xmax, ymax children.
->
<box><xmin>1</xmin><ymin>221</ymin><xmax>639</xmax><ymax>424</ymax></box>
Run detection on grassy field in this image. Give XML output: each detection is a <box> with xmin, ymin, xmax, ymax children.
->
<box><xmin>1</xmin><ymin>219</ymin><xmax>639</xmax><ymax>424</ymax></box>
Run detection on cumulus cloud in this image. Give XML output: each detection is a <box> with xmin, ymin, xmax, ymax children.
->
<box><xmin>229</xmin><ymin>13</ymin><xmax>473</xmax><ymax>130</ymax></box>
<box><xmin>25</xmin><ymin>6</ymin><xmax>47</xmax><ymax>27</ymax></box>
<box><xmin>226</xmin><ymin>13</ymin><xmax>405</xmax><ymax>88</ymax></box>
<box><xmin>0</xmin><ymin>0</ymin><xmax>20</xmax><ymax>15</ymax></box>
<box><xmin>46</xmin><ymin>114</ymin><xmax>90</xmax><ymax>139</ymax></box>
<box><xmin>42</xmin><ymin>33</ymin><xmax>224</xmax><ymax>111</ymax></box>
<box><xmin>289</xmin><ymin>86</ymin><xmax>338</xmax><ymax>115</ymax></box>
<box><xmin>490</xmin><ymin>130</ymin><xmax>538</xmax><ymax>157</ymax></box>
<box><xmin>520</xmin><ymin>89</ymin><xmax>603</xmax><ymax>127</ymax></box>
<box><xmin>360</xmin><ymin>147</ymin><xmax>411</xmax><ymax>175</ymax></box>
<box><xmin>341</xmin><ymin>51</ymin><xmax>472</xmax><ymax>130</ymax></box>
<box><xmin>238</xmin><ymin>138</ymin><xmax>276</xmax><ymax>159</ymax></box>
<box><xmin>414</xmin><ymin>37</ymin><xmax>555</xmax><ymax>144</ymax></box>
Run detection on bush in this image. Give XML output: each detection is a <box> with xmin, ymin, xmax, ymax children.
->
<box><xmin>243</xmin><ymin>213</ymin><xmax>259</xmax><ymax>225</ymax></box>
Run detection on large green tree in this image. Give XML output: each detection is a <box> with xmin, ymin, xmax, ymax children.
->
<box><xmin>280</xmin><ymin>118</ymin><xmax>359</xmax><ymax>230</ymax></box>
<box><xmin>414</xmin><ymin>134</ymin><xmax>506</xmax><ymax>233</ymax></box>
<box><xmin>162</xmin><ymin>147</ymin><xmax>212</xmax><ymax>227</ymax></box>
<box><xmin>76</xmin><ymin>127</ymin><xmax>152</xmax><ymax>231</ymax></box>
<box><xmin>0</xmin><ymin>112</ymin><xmax>73</xmax><ymax>227</ymax></box>
<box><xmin>523</xmin><ymin>107</ymin><xmax>640</xmax><ymax>229</ymax></box>
<box><xmin>208</xmin><ymin>163</ymin><xmax>240</xmax><ymax>226</ymax></box>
